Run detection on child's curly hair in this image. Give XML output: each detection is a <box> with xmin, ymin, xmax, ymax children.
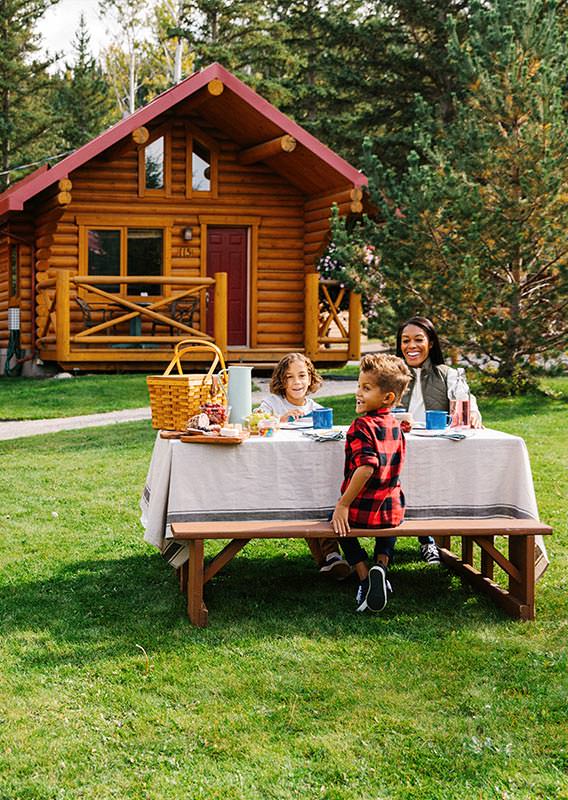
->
<box><xmin>270</xmin><ymin>353</ymin><xmax>323</xmax><ymax>398</ymax></box>
<box><xmin>360</xmin><ymin>353</ymin><xmax>412</xmax><ymax>404</ymax></box>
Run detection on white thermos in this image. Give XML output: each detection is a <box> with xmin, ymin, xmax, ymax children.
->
<box><xmin>227</xmin><ymin>365</ymin><xmax>253</xmax><ymax>424</ymax></box>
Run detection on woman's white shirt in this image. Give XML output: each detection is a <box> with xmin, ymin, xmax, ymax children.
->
<box><xmin>408</xmin><ymin>367</ymin><xmax>426</xmax><ymax>424</ymax></box>
<box><xmin>258</xmin><ymin>393</ymin><xmax>322</xmax><ymax>417</ymax></box>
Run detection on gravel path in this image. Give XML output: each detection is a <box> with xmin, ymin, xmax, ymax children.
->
<box><xmin>0</xmin><ymin>379</ymin><xmax>357</xmax><ymax>441</ymax></box>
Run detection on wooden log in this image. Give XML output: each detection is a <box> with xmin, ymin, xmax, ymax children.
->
<box><xmin>213</xmin><ymin>271</ymin><xmax>228</xmax><ymax>357</ymax></box>
<box><xmin>55</xmin><ymin>270</ymin><xmax>71</xmax><ymax>361</ymax></box>
<box><xmin>208</xmin><ymin>79</ymin><xmax>224</xmax><ymax>96</ymax></box>
<box><xmin>305</xmin><ymin>189</ymin><xmax>353</xmax><ymax>211</ymax></box>
<box><xmin>348</xmin><ymin>292</ymin><xmax>362</xmax><ymax>360</ymax></box>
<box><xmin>132</xmin><ymin>127</ymin><xmax>150</xmax><ymax>145</ymax></box>
<box><xmin>304</xmin><ymin>272</ymin><xmax>319</xmax><ymax>360</ymax></box>
<box><xmin>239</xmin><ymin>135</ymin><xmax>297</xmax><ymax>166</ymax></box>
<box><xmin>58</xmin><ymin>178</ymin><xmax>72</xmax><ymax>192</ymax></box>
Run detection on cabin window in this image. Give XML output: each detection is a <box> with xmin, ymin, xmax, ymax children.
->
<box><xmin>192</xmin><ymin>141</ymin><xmax>211</xmax><ymax>191</ymax></box>
<box><xmin>145</xmin><ymin>137</ymin><xmax>164</xmax><ymax>190</ymax></box>
<box><xmin>87</xmin><ymin>227</ymin><xmax>163</xmax><ymax>296</ymax></box>
<box><xmin>138</xmin><ymin>129</ymin><xmax>170</xmax><ymax>197</ymax></box>
<box><xmin>127</xmin><ymin>229</ymin><xmax>162</xmax><ymax>295</ymax></box>
<box><xmin>9</xmin><ymin>244</ymin><xmax>19</xmax><ymax>297</ymax></box>
<box><xmin>186</xmin><ymin>125</ymin><xmax>218</xmax><ymax>198</ymax></box>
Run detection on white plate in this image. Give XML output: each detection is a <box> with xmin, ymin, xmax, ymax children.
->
<box><xmin>280</xmin><ymin>418</ymin><xmax>313</xmax><ymax>429</ymax></box>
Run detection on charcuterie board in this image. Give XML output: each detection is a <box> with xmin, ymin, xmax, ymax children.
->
<box><xmin>159</xmin><ymin>430</ymin><xmax>186</xmax><ymax>439</ymax></box>
<box><xmin>179</xmin><ymin>431</ymin><xmax>250</xmax><ymax>445</ymax></box>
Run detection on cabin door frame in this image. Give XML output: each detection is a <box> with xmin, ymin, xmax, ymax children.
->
<box><xmin>198</xmin><ymin>215</ymin><xmax>260</xmax><ymax>349</ymax></box>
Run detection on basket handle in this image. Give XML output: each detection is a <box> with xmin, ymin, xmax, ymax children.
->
<box><xmin>162</xmin><ymin>338</ymin><xmax>227</xmax><ymax>380</ymax></box>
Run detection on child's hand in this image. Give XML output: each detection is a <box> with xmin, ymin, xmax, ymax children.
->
<box><xmin>280</xmin><ymin>408</ymin><xmax>304</xmax><ymax>422</ymax></box>
<box><xmin>331</xmin><ymin>504</ymin><xmax>350</xmax><ymax>537</ymax></box>
<box><xmin>400</xmin><ymin>419</ymin><xmax>412</xmax><ymax>433</ymax></box>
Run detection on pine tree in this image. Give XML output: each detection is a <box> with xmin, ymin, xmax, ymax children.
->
<box><xmin>0</xmin><ymin>0</ymin><xmax>59</xmax><ymax>190</ymax></box>
<box><xmin>52</xmin><ymin>15</ymin><xmax>115</xmax><ymax>151</ymax></box>
<box><xmin>332</xmin><ymin>0</ymin><xmax>568</xmax><ymax>386</ymax></box>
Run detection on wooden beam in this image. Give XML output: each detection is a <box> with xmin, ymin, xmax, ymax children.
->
<box><xmin>132</xmin><ymin>126</ymin><xmax>150</xmax><ymax>145</ymax></box>
<box><xmin>58</xmin><ymin>178</ymin><xmax>72</xmax><ymax>192</ymax></box>
<box><xmin>238</xmin><ymin>135</ymin><xmax>297</xmax><ymax>166</ymax></box>
<box><xmin>208</xmin><ymin>79</ymin><xmax>224</xmax><ymax>96</ymax></box>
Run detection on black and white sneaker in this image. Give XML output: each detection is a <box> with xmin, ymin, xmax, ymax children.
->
<box><xmin>420</xmin><ymin>543</ymin><xmax>441</xmax><ymax>564</ymax></box>
<box><xmin>356</xmin><ymin>565</ymin><xmax>391</xmax><ymax>613</ymax></box>
<box><xmin>319</xmin><ymin>551</ymin><xmax>352</xmax><ymax>579</ymax></box>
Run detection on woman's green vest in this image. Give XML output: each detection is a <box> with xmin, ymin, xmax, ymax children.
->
<box><xmin>400</xmin><ymin>359</ymin><xmax>451</xmax><ymax>412</ymax></box>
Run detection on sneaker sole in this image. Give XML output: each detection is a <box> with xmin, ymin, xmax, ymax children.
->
<box><xmin>366</xmin><ymin>566</ymin><xmax>388</xmax><ymax>612</ymax></box>
<box><xmin>320</xmin><ymin>560</ymin><xmax>352</xmax><ymax>580</ymax></box>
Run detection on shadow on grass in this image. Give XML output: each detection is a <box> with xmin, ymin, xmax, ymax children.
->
<box><xmin>0</xmin><ymin>542</ymin><xmax>507</xmax><ymax>666</ymax></box>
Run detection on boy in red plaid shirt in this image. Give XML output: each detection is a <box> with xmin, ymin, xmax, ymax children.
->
<box><xmin>331</xmin><ymin>353</ymin><xmax>411</xmax><ymax>612</ymax></box>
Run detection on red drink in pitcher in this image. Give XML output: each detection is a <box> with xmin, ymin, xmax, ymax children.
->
<box><xmin>449</xmin><ymin>368</ymin><xmax>471</xmax><ymax>429</ymax></box>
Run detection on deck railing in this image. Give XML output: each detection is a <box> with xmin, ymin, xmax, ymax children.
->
<box><xmin>36</xmin><ymin>272</ymin><xmax>229</xmax><ymax>361</ymax></box>
<box><xmin>35</xmin><ymin>271</ymin><xmax>359</xmax><ymax>364</ymax></box>
<box><xmin>304</xmin><ymin>273</ymin><xmax>361</xmax><ymax>361</ymax></box>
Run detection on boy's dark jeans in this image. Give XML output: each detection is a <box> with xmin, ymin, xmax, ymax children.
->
<box><xmin>339</xmin><ymin>525</ymin><xmax>397</xmax><ymax>566</ymax></box>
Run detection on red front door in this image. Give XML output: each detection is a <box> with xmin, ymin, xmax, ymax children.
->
<box><xmin>206</xmin><ymin>227</ymin><xmax>248</xmax><ymax>346</ymax></box>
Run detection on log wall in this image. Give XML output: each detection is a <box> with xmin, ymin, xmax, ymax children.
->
<box><xmin>6</xmin><ymin>113</ymin><xmax>355</xmax><ymax>360</ymax></box>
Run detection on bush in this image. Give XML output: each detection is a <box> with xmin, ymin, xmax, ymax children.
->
<box><xmin>470</xmin><ymin>366</ymin><xmax>541</xmax><ymax>397</ymax></box>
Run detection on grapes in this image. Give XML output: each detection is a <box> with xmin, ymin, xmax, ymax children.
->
<box><xmin>244</xmin><ymin>409</ymin><xmax>278</xmax><ymax>434</ymax></box>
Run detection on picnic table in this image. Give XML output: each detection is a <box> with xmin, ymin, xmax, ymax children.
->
<box><xmin>141</xmin><ymin>427</ymin><xmax>549</xmax><ymax>578</ymax></box>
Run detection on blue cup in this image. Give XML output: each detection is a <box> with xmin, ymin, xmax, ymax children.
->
<box><xmin>312</xmin><ymin>407</ymin><xmax>333</xmax><ymax>429</ymax></box>
<box><xmin>425</xmin><ymin>410</ymin><xmax>451</xmax><ymax>430</ymax></box>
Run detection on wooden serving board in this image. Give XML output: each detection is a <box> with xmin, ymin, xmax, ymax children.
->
<box><xmin>179</xmin><ymin>431</ymin><xmax>250</xmax><ymax>445</ymax></box>
<box><xmin>159</xmin><ymin>430</ymin><xmax>186</xmax><ymax>439</ymax></box>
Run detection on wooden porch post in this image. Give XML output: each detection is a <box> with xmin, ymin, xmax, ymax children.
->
<box><xmin>213</xmin><ymin>271</ymin><xmax>228</xmax><ymax>357</ymax></box>
<box><xmin>348</xmin><ymin>291</ymin><xmax>362</xmax><ymax>361</ymax></box>
<box><xmin>55</xmin><ymin>270</ymin><xmax>72</xmax><ymax>362</ymax></box>
<box><xmin>305</xmin><ymin>272</ymin><xmax>319</xmax><ymax>360</ymax></box>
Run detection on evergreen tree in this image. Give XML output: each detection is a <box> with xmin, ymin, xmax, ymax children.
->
<box><xmin>332</xmin><ymin>0</ymin><xmax>568</xmax><ymax>386</ymax></box>
<box><xmin>53</xmin><ymin>14</ymin><xmax>115</xmax><ymax>150</ymax></box>
<box><xmin>0</xmin><ymin>0</ymin><xmax>58</xmax><ymax>190</ymax></box>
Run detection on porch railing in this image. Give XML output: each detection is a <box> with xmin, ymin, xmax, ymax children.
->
<box><xmin>36</xmin><ymin>272</ymin><xmax>229</xmax><ymax>361</ymax></box>
<box><xmin>304</xmin><ymin>273</ymin><xmax>361</xmax><ymax>361</ymax></box>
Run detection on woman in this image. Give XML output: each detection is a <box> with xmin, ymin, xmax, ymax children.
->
<box><xmin>396</xmin><ymin>316</ymin><xmax>482</xmax><ymax>564</ymax></box>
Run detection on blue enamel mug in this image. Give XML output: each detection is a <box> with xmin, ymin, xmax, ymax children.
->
<box><xmin>425</xmin><ymin>410</ymin><xmax>452</xmax><ymax>430</ymax></box>
<box><xmin>312</xmin><ymin>407</ymin><xmax>333</xmax><ymax>429</ymax></box>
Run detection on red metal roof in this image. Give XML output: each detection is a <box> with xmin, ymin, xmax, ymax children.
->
<box><xmin>0</xmin><ymin>63</ymin><xmax>366</xmax><ymax>215</ymax></box>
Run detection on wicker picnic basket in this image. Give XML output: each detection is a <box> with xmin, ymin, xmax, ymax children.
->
<box><xmin>146</xmin><ymin>339</ymin><xmax>228</xmax><ymax>431</ymax></box>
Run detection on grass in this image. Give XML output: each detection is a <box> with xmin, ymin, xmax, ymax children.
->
<box><xmin>0</xmin><ymin>381</ymin><xmax>566</xmax><ymax>799</ymax></box>
<box><xmin>0</xmin><ymin>374</ymin><xmax>151</xmax><ymax>420</ymax></box>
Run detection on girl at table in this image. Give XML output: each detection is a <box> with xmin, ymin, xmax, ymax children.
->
<box><xmin>396</xmin><ymin>315</ymin><xmax>482</xmax><ymax>564</ymax></box>
<box><xmin>259</xmin><ymin>353</ymin><xmax>352</xmax><ymax>579</ymax></box>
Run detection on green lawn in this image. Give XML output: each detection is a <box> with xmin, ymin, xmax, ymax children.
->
<box><xmin>0</xmin><ymin>374</ymin><xmax>151</xmax><ymax>420</ymax></box>
<box><xmin>0</xmin><ymin>383</ymin><xmax>566</xmax><ymax>799</ymax></box>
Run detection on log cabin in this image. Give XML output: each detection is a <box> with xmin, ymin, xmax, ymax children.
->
<box><xmin>0</xmin><ymin>63</ymin><xmax>366</xmax><ymax>375</ymax></box>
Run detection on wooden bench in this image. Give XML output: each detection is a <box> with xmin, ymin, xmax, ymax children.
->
<box><xmin>170</xmin><ymin>518</ymin><xmax>552</xmax><ymax>627</ymax></box>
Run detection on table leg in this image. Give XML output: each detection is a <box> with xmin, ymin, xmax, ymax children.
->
<box><xmin>187</xmin><ymin>539</ymin><xmax>208</xmax><ymax>627</ymax></box>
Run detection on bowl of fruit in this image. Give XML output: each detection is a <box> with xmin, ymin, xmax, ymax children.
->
<box><xmin>244</xmin><ymin>408</ymin><xmax>280</xmax><ymax>435</ymax></box>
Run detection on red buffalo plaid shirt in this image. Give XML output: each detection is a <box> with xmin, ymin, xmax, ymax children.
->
<box><xmin>341</xmin><ymin>408</ymin><xmax>406</xmax><ymax>528</ymax></box>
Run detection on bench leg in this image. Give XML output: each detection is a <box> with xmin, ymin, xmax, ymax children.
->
<box><xmin>508</xmin><ymin>535</ymin><xmax>535</xmax><ymax>621</ymax></box>
<box><xmin>187</xmin><ymin>539</ymin><xmax>208</xmax><ymax>627</ymax></box>
<box><xmin>480</xmin><ymin>535</ymin><xmax>494</xmax><ymax>581</ymax></box>
<box><xmin>439</xmin><ymin>534</ymin><xmax>537</xmax><ymax>620</ymax></box>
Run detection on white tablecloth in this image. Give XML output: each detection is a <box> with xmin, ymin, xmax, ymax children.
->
<box><xmin>140</xmin><ymin>428</ymin><xmax>548</xmax><ymax>577</ymax></box>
